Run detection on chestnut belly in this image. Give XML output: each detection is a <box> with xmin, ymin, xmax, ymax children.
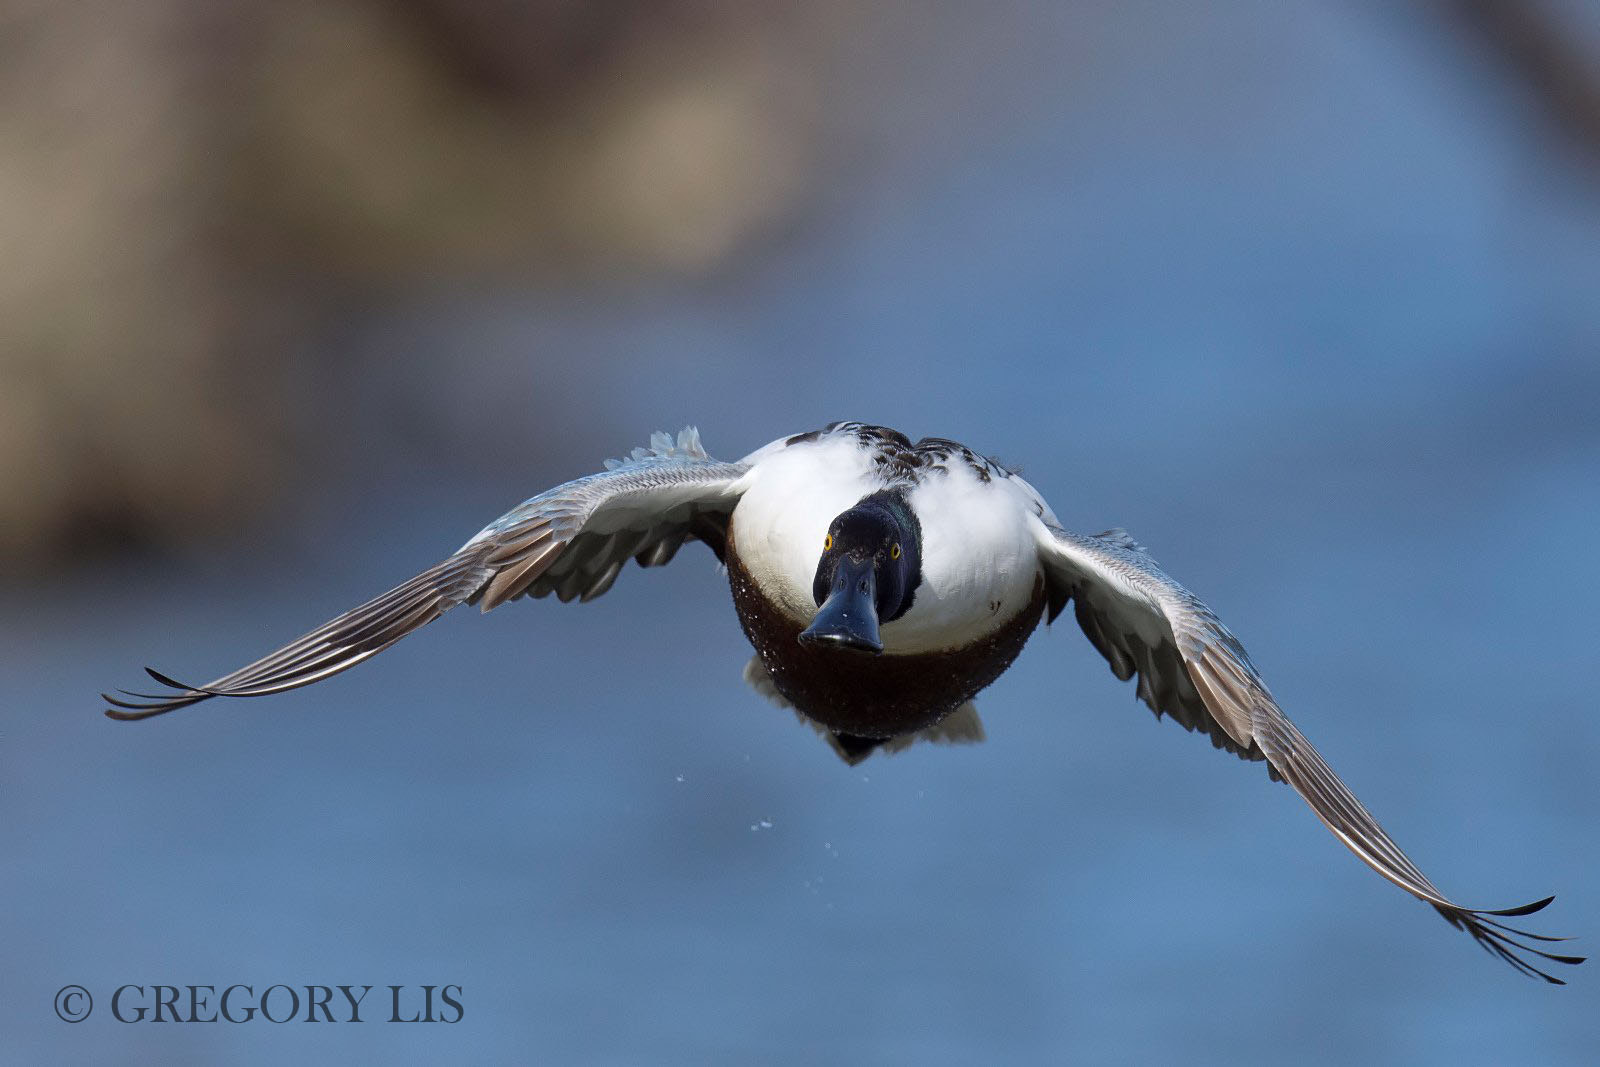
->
<box><xmin>725</xmin><ymin>533</ymin><xmax>1046</xmax><ymax>738</ymax></box>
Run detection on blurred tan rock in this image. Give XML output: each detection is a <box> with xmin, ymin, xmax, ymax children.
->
<box><xmin>238</xmin><ymin>1</ymin><xmax>821</xmax><ymax>276</ymax></box>
<box><xmin>0</xmin><ymin>0</ymin><xmax>825</xmax><ymax>569</ymax></box>
<box><xmin>0</xmin><ymin>0</ymin><xmax>281</xmax><ymax>565</ymax></box>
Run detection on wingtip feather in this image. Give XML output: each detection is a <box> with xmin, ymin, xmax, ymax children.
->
<box><xmin>143</xmin><ymin>666</ymin><xmax>208</xmax><ymax>693</ymax></box>
<box><xmin>1486</xmin><ymin>895</ymin><xmax>1556</xmax><ymax>918</ymax></box>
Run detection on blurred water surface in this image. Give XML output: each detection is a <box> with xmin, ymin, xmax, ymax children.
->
<box><xmin>4</xmin><ymin>1</ymin><xmax>1599</xmax><ymax>1063</ymax></box>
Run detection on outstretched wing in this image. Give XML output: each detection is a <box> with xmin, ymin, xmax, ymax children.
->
<box><xmin>105</xmin><ymin>429</ymin><xmax>749</xmax><ymax>721</ymax></box>
<box><xmin>1035</xmin><ymin>521</ymin><xmax>1582</xmax><ymax>984</ymax></box>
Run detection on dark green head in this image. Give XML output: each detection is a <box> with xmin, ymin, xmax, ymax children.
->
<box><xmin>799</xmin><ymin>491</ymin><xmax>922</xmax><ymax>654</ymax></box>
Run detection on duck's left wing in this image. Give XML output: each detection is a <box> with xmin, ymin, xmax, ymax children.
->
<box><xmin>1033</xmin><ymin>519</ymin><xmax>1582</xmax><ymax>984</ymax></box>
<box><xmin>104</xmin><ymin>429</ymin><xmax>749</xmax><ymax>721</ymax></box>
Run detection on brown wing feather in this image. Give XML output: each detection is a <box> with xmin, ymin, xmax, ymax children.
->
<box><xmin>103</xmin><ymin>553</ymin><xmax>494</xmax><ymax>720</ymax></box>
<box><xmin>1038</xmin><ymin>523</ymin><xmax>1581</xmax><ymax>983</ymax></box>
<box><xmin>105</xmin><ymin>439</ymin><xmax>746</xmax><ymax>720</ymax></box>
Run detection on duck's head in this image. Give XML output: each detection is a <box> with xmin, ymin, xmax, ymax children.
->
<box><xmin>799</xmin><ymin>491</ymin><xmax>922</xmax><ymax>655</ymax></box>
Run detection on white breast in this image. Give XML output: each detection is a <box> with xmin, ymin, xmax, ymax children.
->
<box><xmin>731</xmin><ymin>436</ymin><xmax>1047</xmax><ymax>655</ymax></box>
<box><xmin>729</xmin><ymin>436</ymin><xmax>879</xmax><ymax>624</ymax></box>
<box><xmin>886</xmin><ymin>466</ymin><xmax>1044</xmax><ymax>653</ymax></box>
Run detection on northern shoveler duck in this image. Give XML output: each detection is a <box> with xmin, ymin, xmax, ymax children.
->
<box><xmin>104</xmin><ymin>422</ymin><xmax>1581</xmax><ymax>983</ymax></box>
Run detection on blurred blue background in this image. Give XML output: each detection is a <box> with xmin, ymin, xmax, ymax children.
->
<box><xmin>4</xmin><ymin>1</ymin><xmax>1598</xmax><ymax>1062</ymax></box>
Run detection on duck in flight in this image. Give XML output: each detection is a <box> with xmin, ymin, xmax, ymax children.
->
<box><xmin>104</xmin><ymin>422</ymin><xmax>1581</xmax><ymax>983</ymax></box>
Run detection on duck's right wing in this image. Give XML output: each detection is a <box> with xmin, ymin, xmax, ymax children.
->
<box><xmin>104</xmin><ymin>428</ymin><xmax>750</xmax><ymax>721</ymax></box>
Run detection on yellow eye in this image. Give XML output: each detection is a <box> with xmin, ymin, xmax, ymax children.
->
<box><xmin>890</xmin><ymin>543</ymin><xmax>901</xmax><ymax>560</ymax></box>
<box><xmin>824</xmin><ymin>534</ymin><xmax>833</xmax><ymax>551</ymax></box>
